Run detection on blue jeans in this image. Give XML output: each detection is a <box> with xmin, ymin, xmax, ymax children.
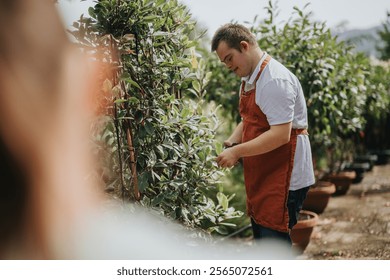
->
<box><xmin>251</xmin><ymin>186</ymin><xmax>310</xmax><ymax>245</ymax></box>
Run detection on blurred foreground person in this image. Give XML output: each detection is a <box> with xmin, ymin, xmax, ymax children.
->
<box><xmin>0</xmin><ymin>0</ymin><xmax>103</xmax><ymax>259</ymax></box>
<box><xmin>0</xmin><ymin>0</ymin><xmax>293</xmax><ymax>259</ymax></box>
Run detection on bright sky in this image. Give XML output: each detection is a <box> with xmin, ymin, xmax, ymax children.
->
<box><xmin>180</xmin><ymin>0</ymin><xmax>390</xmax><ymax>35</ymax></box>
<box><xmin>57</xmin><ymin>0</ymin><xmax>390</xmax><ymax>37</ymax></box>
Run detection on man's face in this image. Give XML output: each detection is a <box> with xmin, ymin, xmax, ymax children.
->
<box><xmin>216</xmin><ymin>40</ymin><xmax>251</xmax><ymax>78</ymax></box>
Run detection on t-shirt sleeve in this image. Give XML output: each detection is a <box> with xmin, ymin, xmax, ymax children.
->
<box><xmin>255</xmin><ymin>79</ymin><xmax>297</xmax><ymax>126</ymax></box>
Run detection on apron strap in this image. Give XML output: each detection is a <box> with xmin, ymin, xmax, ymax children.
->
<box><xmin>292</xmin><ymin>128</ymin><xmax>309</xmax><ymax>136</ymax></box>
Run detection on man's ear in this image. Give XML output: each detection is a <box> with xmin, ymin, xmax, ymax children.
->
<box><xmin>239</xmin><ymin>41</ymin><xmax>250</xmax><ymax>51</ymax></box>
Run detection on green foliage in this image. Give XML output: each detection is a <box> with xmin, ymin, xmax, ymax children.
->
<box><xmin>254</xmin><ymin>2</ymin><xmax>369</xmax><ymax>169</ymax></box>
<box><xmin>205</xmin><ymin>1</ymin><xmax>389</xmax><ymax>174</ymax></box>
<box><xmin>364</xmin><ymin>63</ymin><xmax>390</xmax><ymax>123</ymax></box>
<box><xmin>363</xmin><ymin>61</ymin><xmax>390</xmax><ymax>150</ymax></box>
<box><xmin>377</xmin><ymin>12</ymin><xmax>390</xmax><ymax>60</ymax></box>
<box><xmin>70</xmin><ymin>0</ymin><xmax>242</xmax><ymax>234</ymax></box>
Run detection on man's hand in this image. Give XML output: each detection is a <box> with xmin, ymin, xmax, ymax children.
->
<box><xmin>216</xmin><ymin>146</ymin><xmax>240</xmax><ymax>168</ymax></box>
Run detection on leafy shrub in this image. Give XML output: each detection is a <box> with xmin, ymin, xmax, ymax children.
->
<box><xmin>70</xmin><ymin>0</ymin><xmax>242</xmax><ymax>234</ymax></box>
<box><xmin>363</xmin><ymin>60</ymin><xmax>390</xmax><ymax>150</ymax></box>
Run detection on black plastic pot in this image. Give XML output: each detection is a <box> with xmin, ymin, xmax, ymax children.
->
<box><xmin>343</xmin><ymin>162</ymin><xmax>370</xmax><ymax>183</ymax></box>
<box><xmin>369</xmin><ymin>150</ymin><xmax>390</xmax><ymax>165</ymax></box>
<box><xmin>353</xmin><ymin>154</ymin><xmax>378</xmax><ymax>171</ymax></box>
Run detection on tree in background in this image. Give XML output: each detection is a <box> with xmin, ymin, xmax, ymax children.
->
<box><xmin>377</xmin><ymin>12</ymin><xmax>390</xmax><ymax>60</ymax></box>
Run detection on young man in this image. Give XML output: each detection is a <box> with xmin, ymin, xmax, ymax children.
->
<box><xmin>212</xmin><ymin>23</ymin><xmax>315</xmax><ymax>244</ymax></box>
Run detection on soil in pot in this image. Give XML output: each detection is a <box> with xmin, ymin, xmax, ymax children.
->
<box><xmin>325</xmin><ymin>170</ymin><xmax>356</xmax><ymax>196</ymax></box>
<box><xmin>290</xmin><ymin>210</ymin><xmax>318</xmax><ymax>253</ymax></box>
<box><xmin>302</xmin><ymin>181</ymin><xmax>336</xmax><ymax>214</ymax></box>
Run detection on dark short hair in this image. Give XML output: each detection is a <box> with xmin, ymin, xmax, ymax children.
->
<box><xmin>211</xmin><ymin>23</ymin><xmax>257</xmax><ymax>52</ymax></box>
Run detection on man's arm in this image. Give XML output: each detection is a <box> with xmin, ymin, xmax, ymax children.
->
<box><xmin>216</xmin><ymin>122</ymin><xmax>292</xmax><ymax>168</ymax></box>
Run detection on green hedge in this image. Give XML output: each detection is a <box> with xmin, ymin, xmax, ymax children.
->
<box><xmin>70</xmin><ymin>0</ymin><xmax>242</xmax><ymax>234</ymax></box>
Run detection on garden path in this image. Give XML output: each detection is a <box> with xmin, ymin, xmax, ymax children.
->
<box><xmin>302</xmin><ymin>163</ymin><xmax>390</xmax><ymax>259</ymax></box>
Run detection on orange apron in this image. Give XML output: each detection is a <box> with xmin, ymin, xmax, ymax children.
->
<box><xmin>239</xmin><ymin>55</ymin><xmax>305</xmax><ymax>233</ymax></box>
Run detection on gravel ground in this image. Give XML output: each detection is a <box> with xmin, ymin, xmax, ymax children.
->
<box><xmin>301</xmin><ymin>164</ymin><xmax>390</xmax><ymax>259</ymax></box>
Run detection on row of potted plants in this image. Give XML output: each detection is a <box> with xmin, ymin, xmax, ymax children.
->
<box><xmin>291</xmin><ymin>149</ymin><xmax>390</xmax><ymax>253</ymax></box>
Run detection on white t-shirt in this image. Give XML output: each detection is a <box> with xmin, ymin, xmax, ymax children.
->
<box><xmin>241</xmin><ymin>53</ymin><xmax>315</xmax><ymax>190</ymax></box>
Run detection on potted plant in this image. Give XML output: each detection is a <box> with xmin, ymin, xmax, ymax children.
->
<box><xmin>318</xmin><ymin>139</ymin><xmax>357</xmax><ymax>196</ymax></box>
<box><xmin>362</xmin><ymin>60</ymin><xmax>390</xmax><ymax>165</ymax></box>
<box><xmin>353</xmin><ymin>154</ymin><xmax>378</xmax><ymax>171</ymax></box>
<box><xmin>302</xmin><ymin>181</ymin><xmax>336</xmax><ymax>214</ymax></box>
<box><xmin>290</xmin><ymin>210</ymin><xmax>319</xmax><ymax>253</ymax></box>
<box><xmin>343</xmin><ymin>161</ymin><xmax>370</xmax><ymax>184</ymax></box>
<box><xmin>325</xmin><ymin>170</ymin><xmax>356</xmax><ymax>196</ymax></box>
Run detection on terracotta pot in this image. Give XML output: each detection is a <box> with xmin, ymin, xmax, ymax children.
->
<box><xmin>291</xmin><ymin>210</ymin><xmax>318</xmax><ymax>253</ymax></box>
<box><xmin>302</xmin><ymin>181</ymin><xmax>336</xmax><ymax>214</ymax></box>
<box><xmin>325</xmin><ymin>170</ymin><xmax>356</xmax><ymax>196</ymax></box>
